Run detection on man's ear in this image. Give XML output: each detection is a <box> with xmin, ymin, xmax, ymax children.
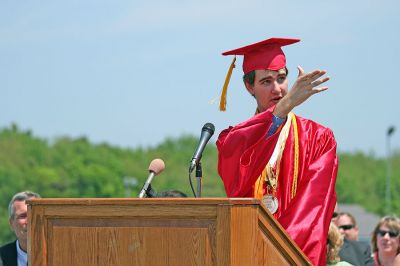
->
<box><xmin>244</xmin><ymin>81</ymin><xmax>255</xmax><ymax>96</ymax></box>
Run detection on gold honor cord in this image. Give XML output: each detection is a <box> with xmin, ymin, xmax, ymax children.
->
<box><xmin>219</xmin><ymin>56</ymin><xmax>236</xmax><ymax>111</ymax></box>
<box><xmin>254</xmin><ymin>113</ymin><xmax>299</xmax><ymax>201</ymax></box>
<box><xmin>291</xmin><ymin>114</ymin><xmax>299</xmax><ymax>199</ymax></box>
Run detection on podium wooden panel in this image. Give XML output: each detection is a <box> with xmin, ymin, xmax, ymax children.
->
<box><xmin>27</xmin><ymin>198</ymin><xmax>311</xmax><ymax>266</ymax></box>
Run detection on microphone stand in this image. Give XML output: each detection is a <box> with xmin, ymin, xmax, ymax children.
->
<box><xmin>195</xmin><ymin>162</ymin><xmax>202</xmax><ymax>198</ymax></box>
<box><xmin>145</xmin><ymin>184</ymin><xmax>157</xmax><ymax>198</ymax></box>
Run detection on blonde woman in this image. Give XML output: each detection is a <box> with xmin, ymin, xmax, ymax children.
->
<box><xmin>327</xmin><ymin>223</ymin><xmax>353</xmax><ymax>266</ymax></box>
<box><xmin>371</xmin><ymin>216</ymin><xmax>400</xmax><ymax>266</ymax></box>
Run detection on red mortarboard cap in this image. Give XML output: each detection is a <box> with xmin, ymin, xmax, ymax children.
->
<box><xmin>219</xmin><ymin>37</ymin><xmax>300</xmax><ymax>111</ymax></box>
<box><xmin>223</xmin><ymin>37</ymin><xmax>300</xmax><ymax>73</ymax></box>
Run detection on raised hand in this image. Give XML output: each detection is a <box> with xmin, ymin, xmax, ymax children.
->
<box><xmin>274</xmin><ymin>66</ymin><xmax>330</xmax><ymax>117</ymax></box>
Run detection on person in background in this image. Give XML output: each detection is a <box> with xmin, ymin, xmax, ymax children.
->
<box><xmin>216</xmin><ymin>37</ymin><xmax>338</xmax><ymax>266</ymax></box>
<box><xmin>371</xmin><ymin>216</ymin><xmax>400</xmax><ymax>266</ymax></box>
<box><xmin>334</xmin><ymin>211</ymin><xmax>374</xmax><ymax>266</ymax></box>
<box><xmin>0</xmin><ymin>191</ymin><xmax>41</xmax><ymax>266</ymax></box>
<box><xmin>157</xmin><ymin>190</ymin><xmax>187</xmax><ymax>198</ymax></box>
<box><xmin>327</xmin><ymin>222</ymin><xmax>353</xmax><ymax>266</ymax></box>
<box><xmin>336</xmin><ymin>212</ymin><xmax>360</xmax><ymax>241</ymax></box>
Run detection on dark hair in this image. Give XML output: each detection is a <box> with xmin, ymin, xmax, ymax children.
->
<box><xmin>157</xmin><ymin>190</ymin><xmax>187</xmax><ymax>198</ymax></box>
<box><xmin>242</xmin><ymin>67</ymin><xmax>289</xmax><ymax>86</ymax></box>
<box><xmin>243</xmin><ymin>70</ymin><xmax>256</xmax><ymax>86</ymax></box>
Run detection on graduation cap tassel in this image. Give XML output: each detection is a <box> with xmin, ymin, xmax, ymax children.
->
<box><xmin>219</xmin><ymin>56</ymin><xmax>236</xmax><ymax>111</ymax></box>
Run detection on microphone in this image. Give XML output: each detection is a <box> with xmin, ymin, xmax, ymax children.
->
<box><xmin>189</xmin><ymin>123</ymin><xmax>215</xmax><ymax>173</ymax></box>
<box><xmin>138</xmin><ymin>158</ymin><xmax>165</xmax><ymax>198</ymax></box>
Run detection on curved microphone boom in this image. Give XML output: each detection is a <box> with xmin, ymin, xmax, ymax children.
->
<box><xmin>189</xmin><ymin>123</ymin><xmax>215</xmax><ymax>173</ymax></box>
<box><xmin>138</xmin><ymin>158</ymin><xmax>165</xmax><ymax>198</ymax></box>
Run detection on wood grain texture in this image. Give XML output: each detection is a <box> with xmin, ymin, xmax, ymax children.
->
<box><xmin>28</xmin><ymin>198</ymin><xmax>311</xmax><ymax>266</ymax></box>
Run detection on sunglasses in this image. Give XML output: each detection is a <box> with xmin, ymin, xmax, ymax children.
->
<box><xmin>377</xmin><ymin>229</ymin><xmax>399</xmax><ymax>238</ymax></box>
<box><xmin>338</xmin><ymin>224</ymin><xmax>355</xmax><ymax>231</ymax></box>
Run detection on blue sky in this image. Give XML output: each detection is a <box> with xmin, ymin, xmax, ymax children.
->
<box><xmin>1</xmin><ymin>0</ymin><xmax>399</xmax><ymax>157</ymax></box>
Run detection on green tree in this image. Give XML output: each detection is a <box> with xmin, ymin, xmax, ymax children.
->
<box><xmin>0</xmin><ymin>124</ymin><xmax>399</xmax><ymax>245</ymax></box>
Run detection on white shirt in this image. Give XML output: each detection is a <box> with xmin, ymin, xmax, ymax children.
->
<box><xmin>15</xmin><ymin>240</ymin><xmax>27</xmax><ymax>266</ymax></box>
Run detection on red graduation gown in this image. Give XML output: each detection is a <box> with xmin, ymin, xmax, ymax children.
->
<box><xmin>216</xmin><ymin>107</ymin><xmax>338</xmax><ymax>266</ymax></box>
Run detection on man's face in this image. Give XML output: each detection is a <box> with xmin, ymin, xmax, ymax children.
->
<box><xmin>245</xmin><ymin>68</ymin><xmax>288</xmax><ymax>112</ymax></box>
<box><xmin>335</xmin><ymin>214</ymin><xmax>359</xmax><ymax>241</ymax></box>
<box><xmin>9</xmin><ymin>200</ymin><xmax>29</xmax><ymax>246</ymax></box>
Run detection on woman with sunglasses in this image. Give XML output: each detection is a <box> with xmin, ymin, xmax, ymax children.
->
<box><xmin>371</xmin><ymin>216</ymin><xmax>400</xmax><ymax>266</ymax></box>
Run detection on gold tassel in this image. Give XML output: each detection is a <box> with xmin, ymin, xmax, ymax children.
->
<box><xmin>219</xmin><ymin>56</ymin><xmax>236</xmax><ymax>111</ymax></box>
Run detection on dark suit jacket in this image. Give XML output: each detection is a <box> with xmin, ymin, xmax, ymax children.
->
<box><xmin>339</xmin><ymin>238</ymin><xmax>376</xmax><ymax>266</ymax></box>
<box><xmin>0</xmin><ymin>241</ymin><xmax>17</xmax><ymax>266</ymax></box>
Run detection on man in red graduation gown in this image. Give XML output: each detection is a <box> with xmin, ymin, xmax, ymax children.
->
<box><xmin>216</xmin><ymin>37</ymin><xmax>338</xmax><ymax>266</ymax></box>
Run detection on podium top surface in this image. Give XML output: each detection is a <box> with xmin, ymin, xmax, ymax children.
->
<box><xmin>26</xmin><ymin>197</ymin><xmax>261</xmax><ymax>206</ymax></box>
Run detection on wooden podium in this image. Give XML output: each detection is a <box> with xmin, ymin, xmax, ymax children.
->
<box><xmin>28</xmin><ymin>198</ymin><xmax>311</xmax><ymax>266</ymax></box>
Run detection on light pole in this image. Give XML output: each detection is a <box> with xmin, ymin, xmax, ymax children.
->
<box><xmin>385</xmin><ymin>126</ymin><xmax>395</xmax><ymax>214</ymax></box>
<box><xmin>123</xmin><ymin>176</ymin><xmax>138</xmax><ymax>198</ymax></box>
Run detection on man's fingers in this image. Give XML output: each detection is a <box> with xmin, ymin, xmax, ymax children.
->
<box><xmin>295</xmin><ymin>67</ymin><xmax>330</xmax><ymax>95</ymax></box>
<box><xmin>306</xmin><ymin>70</ymin><xmax>327</xmax><ymax>81</ymax></box>
<box><xmin>312</xmin><ymin>86</ymin><xmax>329</xmax><ymax>93</ymax></box>
<box><xmin>297</xmin><ymin>66</ymin><xmax>305</xmax><ymax>77</ymax></box>
<box><xmin>311</xmin><ymin>76</ymin><xmax>330</xmax><ymax>87</ymax></box>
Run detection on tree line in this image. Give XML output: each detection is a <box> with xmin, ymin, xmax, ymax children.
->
<box><xmin>0</xmin><ymin>124</ymin><xmax>398</xmax><ymax>244</ymax></box>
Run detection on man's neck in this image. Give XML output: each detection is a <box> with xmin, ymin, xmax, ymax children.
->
<box><xmin>16</xmin><ymin>240</ymin><xmax>27</xmax><ymax>253</ymax></box>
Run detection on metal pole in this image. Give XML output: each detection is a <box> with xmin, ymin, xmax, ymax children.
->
<box><xmin>123</xmin><ymin>176</ymin><xmax>138</xmax><ymax>198</ymax></box>
<box><xmin>196</xmin><ymin>162</ymin><xmax>202</xmax><ymax>198</ymax></box>
<box><xmin>385</xmin><ymin>126</ymin><xmax>395</xmax><ymax>214</ymax></box>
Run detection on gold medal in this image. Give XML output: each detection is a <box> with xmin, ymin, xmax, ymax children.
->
<box><xmin>262</xmin><ymin>195</ymin><xmax>279</xmax><ymax>214</ymax></box>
